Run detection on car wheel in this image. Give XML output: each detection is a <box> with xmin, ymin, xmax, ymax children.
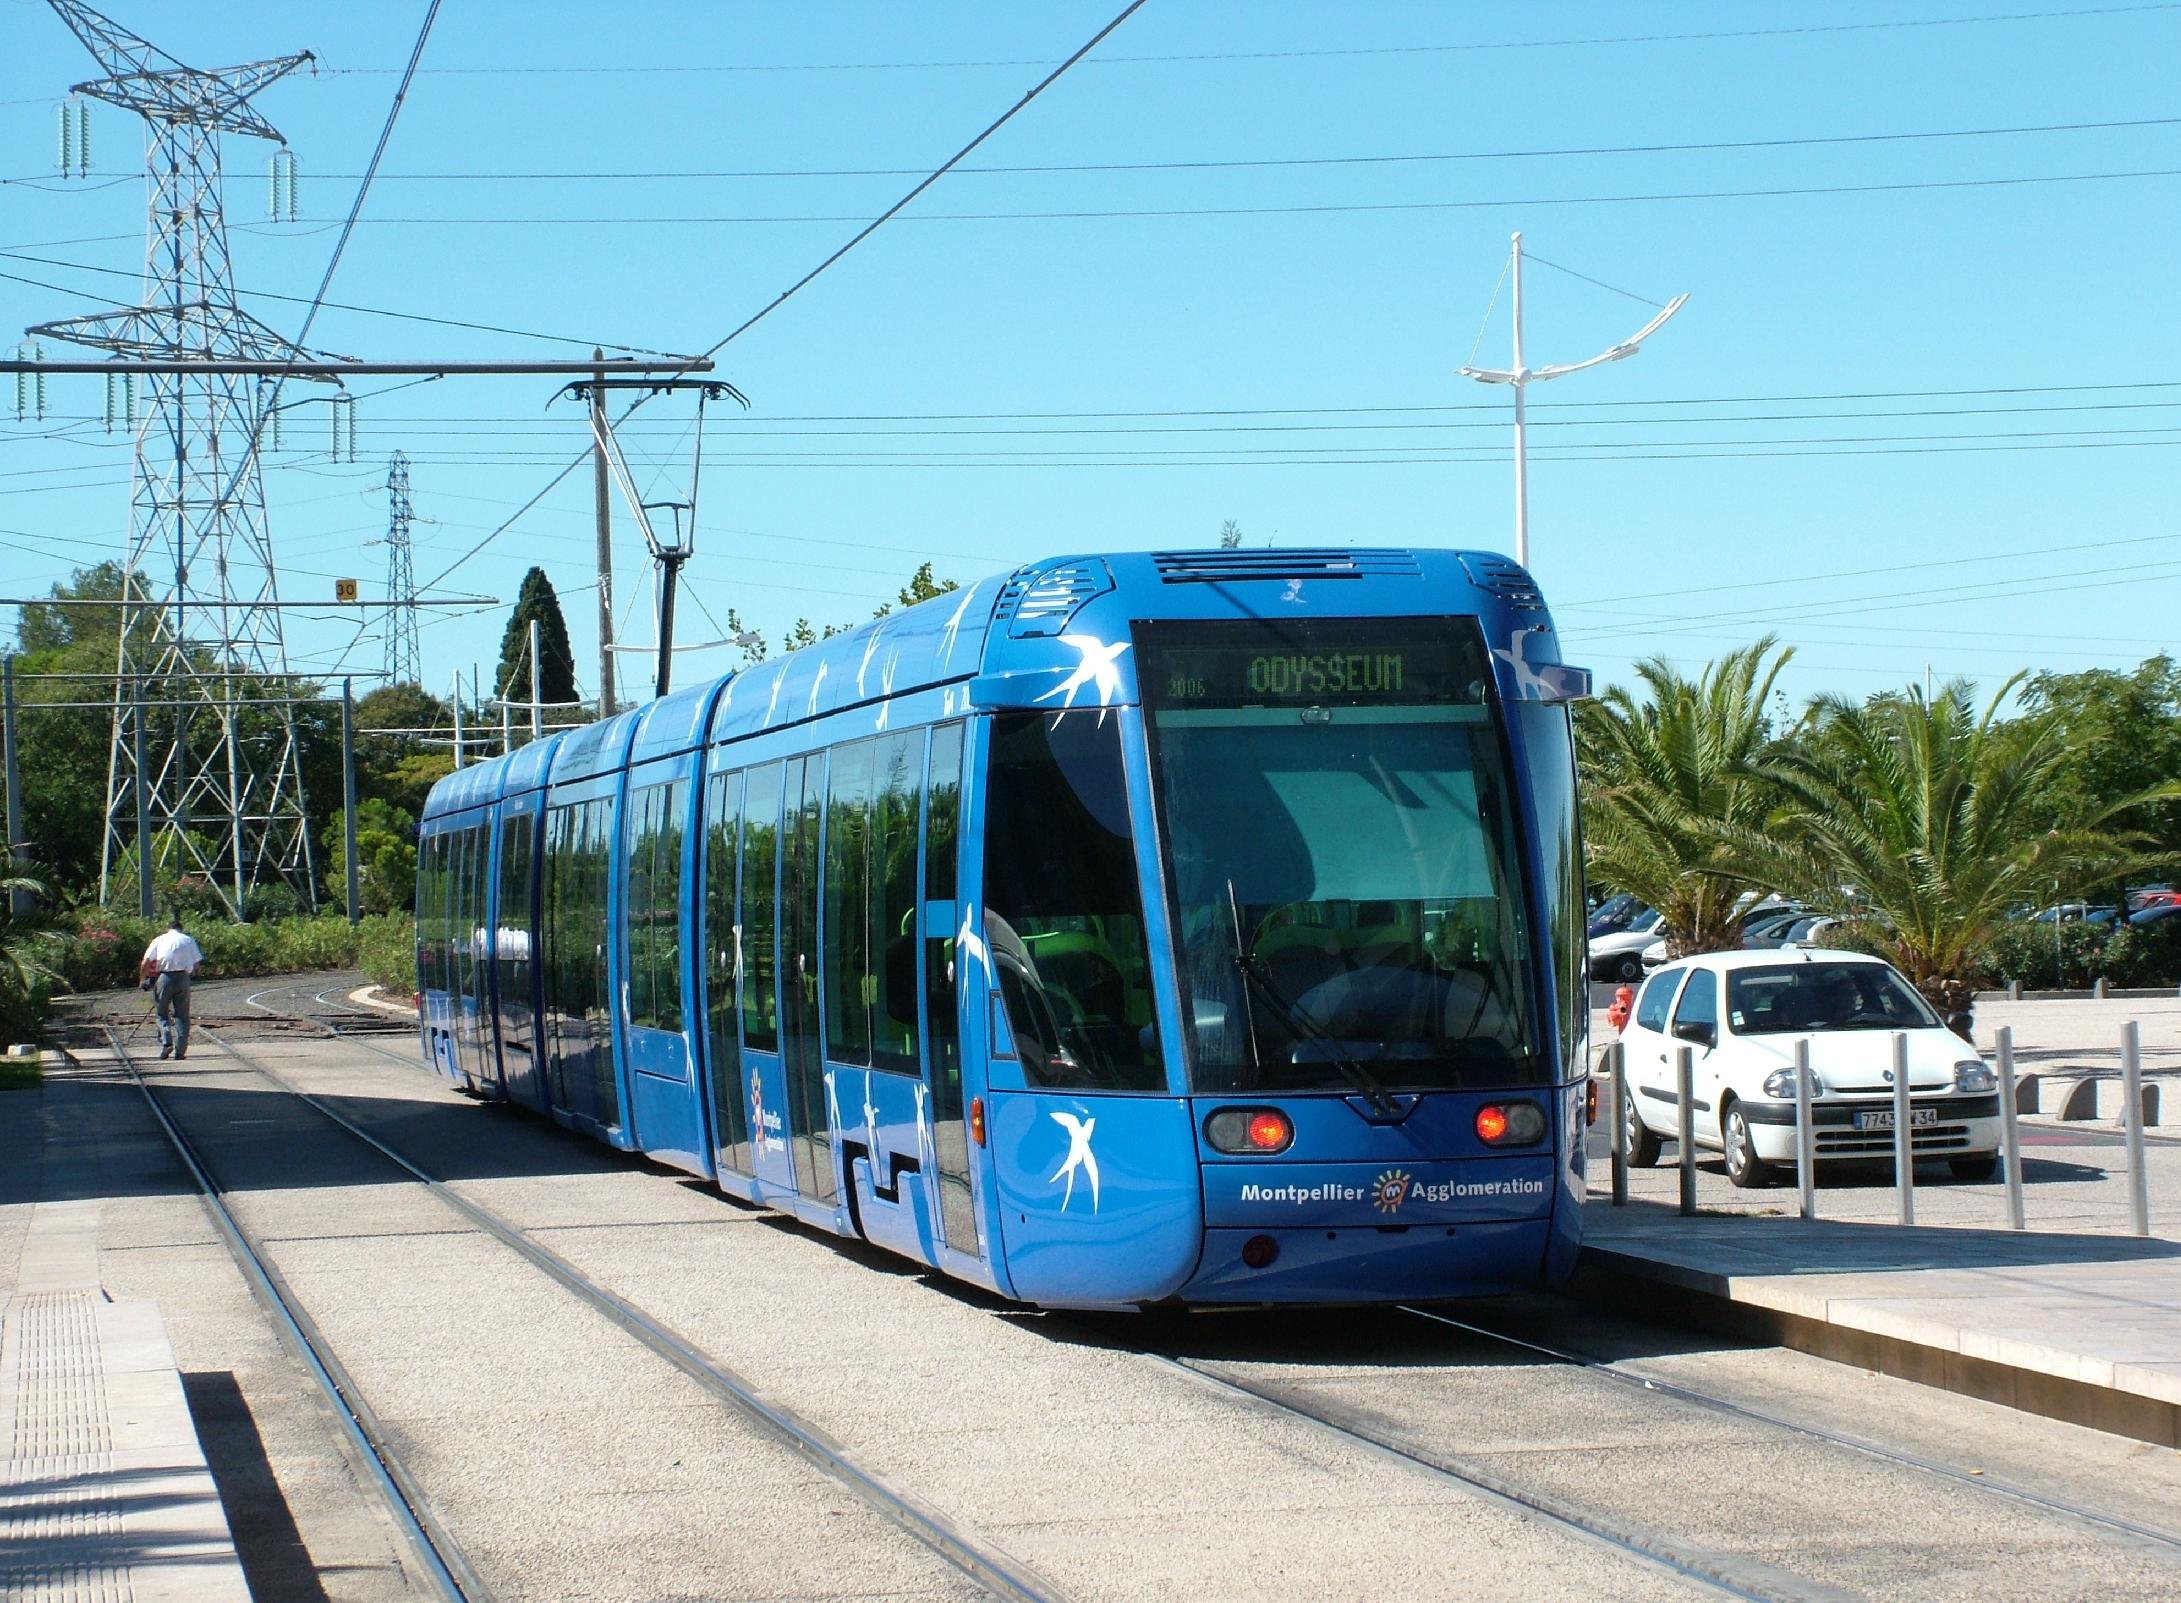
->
<box><xmin>1615</xmin><ymin>953</ymin><xmax>1644</xmax><ymax>983</ymax></box>
<box><xmin>1948</xmin><ymin>1154</ymin><xmax>1999</xmax><ymax>1182</ymax></box>
<box><xmin>1622</xmin><ymin>1085</ymin><xmax>1662</xmax><ymax>1168</ymax></box>
<box><xmin>1722</xmin><ymin>1102</ymin><xmax>1774</xmax><ymax>1189</ymax></box>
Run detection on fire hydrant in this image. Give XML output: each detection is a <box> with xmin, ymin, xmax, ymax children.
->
<box><xmin>1606</xmin><ymin>983</ymin><xmax>1635</xmax><ymax>1034</ymax></box>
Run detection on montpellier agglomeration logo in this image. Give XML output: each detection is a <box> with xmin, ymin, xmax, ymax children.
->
<box><xmin>1372</xmin><ymin>1168</ymin><xmax>1413</xmax><ymax>1214</ymax></box>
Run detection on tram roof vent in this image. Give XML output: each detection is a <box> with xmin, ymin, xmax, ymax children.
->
<box><xmin>1455</xmin><ymin>553</ymin><xmax>1545</xmax><ymax>610</ymax></box>
<box><xmin>1151</xmin><ymin>549</ymin><xmax>1421</xmax><ymax>584</ymax></box>
<box><xmin>994</xmin><ymin>558</ymin><xmax>1115</xmax><ymax>638</ymax></box>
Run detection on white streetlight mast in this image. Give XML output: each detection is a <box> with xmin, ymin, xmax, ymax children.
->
<box><xmin>1460</xmin><ymin>231</ymin><xmax>1687</xmax><ymax>569</ymax></box>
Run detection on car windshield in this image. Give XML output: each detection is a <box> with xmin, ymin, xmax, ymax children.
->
<box><xmin>1140</xmin><ymin>616</ymin><xmax>1541</xmax><ymax>1093</ymax></box>
<box><xmin>1726</xmin><ymin>963</ymin><xmax>1939</xmax><ymax>1034</ymax></box>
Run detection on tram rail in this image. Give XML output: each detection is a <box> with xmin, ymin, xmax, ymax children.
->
<box><xmin>92</xmin><ymin>1024</ymin><xmax>486</xmax><ymax>1603</ymax></box>
<box><xmin>88</xmin><ymin>1010</ymin><xmax>1068</xmax><ymax>1603</ymax></box>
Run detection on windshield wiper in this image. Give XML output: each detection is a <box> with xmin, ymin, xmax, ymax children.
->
<box><xmin>1233</xmin><ymin>953</ymin><xmax>1403</xmax><ymax>1118</ymax></box>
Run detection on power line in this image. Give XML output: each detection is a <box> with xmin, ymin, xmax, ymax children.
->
<box><xmin>0</xmin><ymin>247</ymin><xmax>684</xmax><ymax>354</ymax></box>
<box><xmin>251</xmin><ymin>165</ymin><xmax>2181</xmax><ymax>225</ymax></box>
<box><xmin>315</xmin><ymin>5</ymin><xmax>2181</xmax><ymax>74</ymax></box>
<box><xmin>26</xmin><ymin>112</ymin><xmax>2178</xmax><ymax>183</ymax></box>
<box><xmin>421</xmin><ymin>0</ymin><xmax>1148</xmax><ymax>591</ymax></box>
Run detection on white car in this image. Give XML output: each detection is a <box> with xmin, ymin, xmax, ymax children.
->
<box><xmin>1614</xmin><ymin>949</ymin><xmax>2001</xmax><ymax>1189</ymax></box>
<box><xmin>1588</xmin><ymin>907</ymin><xmax>1663</xmax><ymax>982</ymax></box>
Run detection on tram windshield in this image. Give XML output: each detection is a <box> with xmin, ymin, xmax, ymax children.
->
<box><xmin>1141</xmin><ymin>617</ymin><xmax>1543</xmax><ymax>1093</ymax></box>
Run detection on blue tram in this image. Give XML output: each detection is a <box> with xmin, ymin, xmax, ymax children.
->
<box><xmin>415</xmin><ymin>548</ymin><xmax>1594</xmax><ymax>1307</ymax></box>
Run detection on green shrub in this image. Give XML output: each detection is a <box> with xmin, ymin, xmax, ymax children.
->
<box><xmin>1973</xmin><ymin>916</ymin><xmax>2181</xmax><ymax>989</ymax></box>
<box><xmin>61</xmin><ymin>911</ymin><xmax>366</xmax><ymax>990</ymax></box>
<box><xmin>1977</xmin><ymin>919</ymin><xmax>2106</xmax><ymax>989</ymax></box>
<box><xmin>2092</xmin><ymin>916</ymin><xmax>2181</xmax><ymax>987</ymax></box>
<box><xmin>356</xmin><ymin>912</ymin><xmax>416</xmax><ymax>996</ymax></box>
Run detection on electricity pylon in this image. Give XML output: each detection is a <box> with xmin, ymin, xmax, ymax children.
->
<box><xmin>384</xmin><ymin>452</ymin><xmax>421</xmax><ymax>687</ymax></box>
<box><xmin>28</xmin><ymin>0</ymin><xmax>326</xmax><ymax>918</ymax></box>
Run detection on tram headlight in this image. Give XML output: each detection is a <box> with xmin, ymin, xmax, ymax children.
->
<box><xmin>1476</xmin><ymin>1101</ymin><xmax>1545</xmax><ymax>1146</ymax></box>
<box><xmin>1205</xmin><ymin>1107</ymin><xmax>1293</xmax><ymax>1154</ymax></box>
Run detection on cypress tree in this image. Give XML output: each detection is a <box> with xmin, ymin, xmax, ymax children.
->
<box><xmin>495</xmin><ymin>567</ymin><xmax>579</xmax><ymax>712</ymax></box>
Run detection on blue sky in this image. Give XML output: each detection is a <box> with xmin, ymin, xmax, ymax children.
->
<box><xmin>4</xmin><ymin>0</ymin><xmax>2178</xmax><ymax>714</ymax></box>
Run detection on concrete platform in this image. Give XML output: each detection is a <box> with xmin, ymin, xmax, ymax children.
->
<box><xmin>1</xmin><ymin>1285</ymin><xmax>249</xmax><ymax>1602</ymax></box>
<box><xmin>1579</xmin><ymin>1199</ymin><xmax>2181</xmax><ymax>1448</ymax></box>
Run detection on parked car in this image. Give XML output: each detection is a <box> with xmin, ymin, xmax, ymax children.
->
<box><xmin>2026</xmin><ymin>903</ymin><xmax>2096</xmax><ymax>924</ymax></box>
<box><xmin>1587</xmin><ymin>892</ymin><xmax>1649</xmax><ymax>939</ymax></box>
<box><xmin>1615</xmin><ymin>950</ymin><xmax>2001</xmax><ymax>1190</ymax></box>
<box><xmin>1739</xmin><ymin>909</ymin><xmax>1809</xmax><ymax>949</ymax></box>
<box><xmin>2129</xmin><ymin>902</ymin><xmax>2181</xmax><ymax>929</ymax></box>
<box><xmin>1588</xmin><ymin>907</ymin><xmax>1663</xmax><ymax>981</ymax></box>
<box><xmin>1780</xmin><ymin>915</ymin><xmax>1843</xmax><ymax>949</ymax></box>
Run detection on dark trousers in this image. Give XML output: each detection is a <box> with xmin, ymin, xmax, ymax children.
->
<box><xmin>154</xmin><ymin>972</ymin><xmax>192</xmax><ymax>1059</ymax></box>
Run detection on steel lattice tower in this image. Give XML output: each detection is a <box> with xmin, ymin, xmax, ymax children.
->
<box><xmin>384</xmin><ymin>452</ymin><xmax>420</xmax><ymax>687</ymax></box>
<box><xmin>29</xmin><ymin>1</ymin><xmax>322</xmax><ymax>917</ymax></box>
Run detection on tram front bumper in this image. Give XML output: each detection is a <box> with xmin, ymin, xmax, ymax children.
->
<box><xmin>1180</xmin><ymin>1218</ymin><xmax>1553</xmax><ymax>1304</ymax></box>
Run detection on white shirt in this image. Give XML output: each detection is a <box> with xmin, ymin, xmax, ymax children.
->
<box><xmin>143</xmin><ymin>929</ymin><xmax>204</xmax><ymax>974</ymax></box>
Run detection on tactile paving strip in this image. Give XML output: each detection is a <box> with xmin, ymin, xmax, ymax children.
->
<box><xmin>0</xmin><ymin>1292</ymin><xmax>133</xmax><ymax>1603</ymax></box>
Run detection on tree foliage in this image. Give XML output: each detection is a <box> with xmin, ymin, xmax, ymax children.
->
<box><xmin>1576</xmin><ymin>638</ymin><xmax>1793</xmax><ymax>957</ymax></box>
<box><xmin>495</xmin><ymin>566</ymin><xmax>578</xmax><ymax>710</ymax></box>
<box><xmin>1746</xmin><ymin>681</ymin><xmax>2180</xmax><ymax>1007</ymax></box>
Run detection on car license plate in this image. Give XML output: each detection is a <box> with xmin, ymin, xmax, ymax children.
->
<box><xmin>1856</xmin><ymin>1107</ymin><xmax>1938</xmax><ymax>1132</ymax></box>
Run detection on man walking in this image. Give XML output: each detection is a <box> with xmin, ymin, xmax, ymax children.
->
<box><xmin>139</xmin><ymin>917</ymin><xmax>204</xmax><ymax>1061</ymax></box>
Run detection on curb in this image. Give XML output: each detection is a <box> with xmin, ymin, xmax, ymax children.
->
<box><xmin>345</xmin><ymin>984</ymin><xmax>418</xmax><ymax>1019</ymax></box>
<box><xmin>1570</xmin><ymin>1245</ymin><xmax>2181</xmax><ymax>1450</ymax></box>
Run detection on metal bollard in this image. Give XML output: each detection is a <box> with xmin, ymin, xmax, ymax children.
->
<box><xmin>1794</xmin><ymin>1036</ymin><xmax>1816</xmax><ymax>1222</ymax></box>
<box><xmin>2123</xmin><ymin>1019</ymin><xmax>2150</xmax><ymax>1237</ymax></box>
<box><xmin>1676</xmin><ymin>1044</ymin><xmax>1697</xmax><ymax>1216</ymax></box>
<box><xmin>1997</xmin><ymin>1026</ymin><xmax>2025</xmax><ymax>1231</ymax></box>
<box><xmin>1609</xmin><ymin>1040</ymin><xmax>1628</xmax><ymax>1207</ymax></box>
<box><xmin>1892</xmin><ymin>1030</ymin><xmax>1915</xmax><ymax>1226</ymax></box>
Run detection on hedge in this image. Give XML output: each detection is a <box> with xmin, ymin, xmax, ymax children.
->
<box><xmin>63</xmin><ymin>911</ymin><xmax>416</xmax><ymax>997</ymax></box>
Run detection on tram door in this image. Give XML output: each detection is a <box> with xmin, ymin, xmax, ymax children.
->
<box><xmin>781</xmin><ymin>756</ymin><xmax>838</xmax><ymax>1208</ymax></box>
<box><xmin>494</xmin><ymin>803</ymin><xmax>547</xmax><ymax>1111</ymax></box>
<box><xmin>701</xmin><ymin>769</ymin><xmax>754</xmax><ymax>1180</ymax></box>
<box><xmin>924</xmin><ymin>723</ymin><xmax>981</xmax><ymax>1259</ymax></box>
<box><xmin>728</xmin><ymin>764</ymin><xmax>796</xmax><ymax>1194</ymax></box>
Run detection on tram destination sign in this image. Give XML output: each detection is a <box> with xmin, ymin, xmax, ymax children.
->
<box><xmin>1138</xmin><ymin>617</ymin><xmax>1489</xmax><ymax>709</ymax></box>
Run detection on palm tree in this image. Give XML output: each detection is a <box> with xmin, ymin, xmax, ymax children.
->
<box><xmin>0</xmin><ymin>872</ymin><xmax>60</xmax><ymax>1042</ymax></box>
<box><xmin>1577</xmin><ymin>638</ymin><xmax>1793</xmax><ymax>957</ymax></box>
<box><xmin>1748</xmin><ymin>678</ymin><xmax>2178</xmax><ymax>1012</ymax></box>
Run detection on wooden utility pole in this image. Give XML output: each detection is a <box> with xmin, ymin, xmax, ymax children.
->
<box><xmin>591</xmin><ymin>348</ymin><xmax>617</xmax><ymax>718</ymax></box>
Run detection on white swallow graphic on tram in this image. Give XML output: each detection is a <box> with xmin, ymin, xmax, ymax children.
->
<box><xmin>1048</xmin><ymin>1111</ymin><xmax>1100</xmax><ymax>1213</ymax></box>
<box><xmin>938</xmin><ymin>580</ymin><xmax>984</xmax><ymax>665</ymax></box>
<box><xmin>1036</xmin><ymin>634</ymin><xmax>1130</xmax><ymax>724</ymax></box>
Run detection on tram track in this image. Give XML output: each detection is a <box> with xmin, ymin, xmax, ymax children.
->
<box><xmin>93</xmin><ymin>1015</ymin><xmax>1069</xmax><ymax>1603</ymax></box>
<box><xmin>1395</xmin><ymin>1303</ymin><xmax>2181</xmax><ymax>1562</ymax></box>
<box><xmin>166</xmin><ymin>981</ymin><xmax>2181</xmax><ymax>1601</ymax></box>
<box><xmin>1135</xmin><ymin>1346</ymin><xmax>1815</xmax><ymax>1603</ymax></box>
<box><xmin>91</xmin><ymin>1024</ymin><xmax>486</xmax><ymax>1603</ymax></box>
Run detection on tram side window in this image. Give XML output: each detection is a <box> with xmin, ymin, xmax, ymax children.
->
<box><xmin>627</xmin><ymin>781</ymin><xmax>686</xmax><ymax>1033</ymax></box>
<box><xmin>924</xmin><ymin>725</ymin><xmax>963</xmax><ymax>1098</ymax></box>
<box><xmin>448</xmin><ymin>828</ymin><xmax>470</xmax><ymax>1001</ymax></box>
<box><xmin>824</xmin><ymin>739</ymin><xmax>875</xmax><ymax>1066</ymax></box>
<box><xmin>704</xmin><ymin>770</ymin><xmax>748</xmax><ymax>1149</ymax></box>
<box><xmin>983</xmin><ymin>713</ymin><xmax>1163</xmax><ymax>1091</ymax></box>
<box><xmin>467</xmin><ymin>823</ymin><xmax>492</xmax><ymax>999</ymax></box>
<box><xmin>497</xmin><ymin>812</ymin><xmax>534</xmax><ymax>1002</ymax></box>
<box><xmin>740</xmin><ymin>764</ymin><xmax>784</xmax><ymax>1052</ymax></box>
<box><xmin>416</xmin><ymin>835</ymin><xmax>439</xmax><ymax>992</ymax></box>
<box><xmin>872</xmin><ymin>730</ymin><xmax>923</xmax><ymax>1071</ymax></box>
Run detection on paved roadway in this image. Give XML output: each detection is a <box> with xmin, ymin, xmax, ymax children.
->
<box><xmin>25</xmin><ymin>974</ymin><xmax>2181</xmax><ymax>1602</ymax></box>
